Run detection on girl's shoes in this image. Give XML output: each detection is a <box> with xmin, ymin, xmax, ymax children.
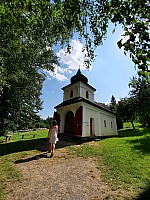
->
<box><xmin>50</xmin><ymin>153</ymin><xmax>53</xmax><ymax>158</ymax></box>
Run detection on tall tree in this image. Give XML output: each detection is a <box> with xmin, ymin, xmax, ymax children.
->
<box><xmin>109</xmin><ymin>95</ymin><xmax>123</xmax><ymax>129</ymax></box>
<box><xmin>110</xmin><ymin>95</ymin><xmax>117</xmax><ymax>112</ymax></box>
<box><xmin>0</xmin><ymin>1</ymin><xmax>57</xmax><ymax>133</ymax></box>
<box><xmin>117</xmin><ymin>97</ymin><xmax>137</xmax><ymax>129</ymax></box>
<box><xmin>129</xmin><ymin>77</ymin><xmax>150</xmax><ymax>127</ymax></box>
<box><xmin>0</xmin><ymin>67</ymin><xmax>44</xmax><ymax>133</ymax></box>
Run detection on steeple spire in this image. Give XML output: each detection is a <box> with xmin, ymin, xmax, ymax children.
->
<box><xmin>77</xmin><ymin>68</ymin><xmax>81</xmax><ymax>74</ymax></box>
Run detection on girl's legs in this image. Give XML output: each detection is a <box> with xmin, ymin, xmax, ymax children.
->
<box><xmin>50</xmin><ymin>143</ymin><xmax>53</xmax><ymax>153</ymax></box>
<box><xmin>51</xmin><ymin>144</ymin><xmax>55</xmax><ymax>154</ymax></box>
<box><xmin>50</xmin><ymin>143</ymin><xmax>55</xmax><ymax>154</ymax></box>
<box><xmin>53</xmin><ymin>144</ymin><xmax>55</xmax><ymax>153</ymax></box>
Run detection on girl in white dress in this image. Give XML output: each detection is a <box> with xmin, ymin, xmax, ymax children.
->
<box><xmin>48</xmin><ymin>120</ymin><xmax>58</xmax><ymax>157</ymax></box>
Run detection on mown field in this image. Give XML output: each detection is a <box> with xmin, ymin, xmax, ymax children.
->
<box><xmin>0</xmin><ymin>129</ymin><xmax>49</xmax><ymax>199</ymax></box>
<box><xmin>0</xmin><ymin>124</ymin><xmax>150</xmax><ymax>199</ymax></box>
<box><xmin>69</xmin><ymin>123</ymin><xmax>150</xmax><ymax>194</ymax></box>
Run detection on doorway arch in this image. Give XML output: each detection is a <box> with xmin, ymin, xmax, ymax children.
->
<box><xmin>64</xmin><ymin>111</ymin><xmax>75</xmax><ymax>134</ymax></box>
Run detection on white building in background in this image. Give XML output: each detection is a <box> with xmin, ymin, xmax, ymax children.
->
<box><xmin>53</xmin><ymin>69</ymin><xmax>118</xmax><ymax>138</ymax></box>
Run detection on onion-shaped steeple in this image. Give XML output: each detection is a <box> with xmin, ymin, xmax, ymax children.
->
<box><xmin>71</xmin><ymin>69</ymin><xmax>88</xmax><ymax>84</ymax></box>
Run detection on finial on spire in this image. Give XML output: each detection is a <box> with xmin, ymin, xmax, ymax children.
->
<box><xmin>77</xmin><ymin>68</ymin><xmax>81</xmax><ymax>74</ymax></box>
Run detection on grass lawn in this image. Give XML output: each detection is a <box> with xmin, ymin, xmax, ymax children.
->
<box><xmin>0</xmin><ymin>125</ymin><xmax>150</xmax><ymax>199</ymax></box>
<box><xmin>69</xmin><ymin>125</ymin><xmax>150</xmax><ymax>194</ymax></box>
<box><xmin>0</xmin><ymin>129</ymin><xmax>48</xmax><ymax>199</ymax></box>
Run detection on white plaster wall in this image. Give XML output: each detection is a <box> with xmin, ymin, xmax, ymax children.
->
<box><xmin>82</xmin><ymin>103</ymin><xmax>118</xmax><ymax>137</ymax></box>
<box><xmin>63</xmin><ymin>82</ymin><xmax>95</xmax><ymax>102</ymax></box>
<box><xmin>100</xmin><ymin>112</ymin><xmax>118</xmax><ymax>136</ymax></box>
<box><xmin>56</xmin><ymin>101</ymin><xmax>118</xmax><ymax>137</ymax></box>
<box><xmin>63</xmin><ymin>83</ymin><xmax>79</xmax><ymax>101</ymax></box>
<box><xmin>63</xmin><ymin>91</ymin><xmax>69</xmax><ymax>101</ymax></box>
<box><xmin>83</xmin><ymin>104</ymin><xmax>99</xmax><ymax>137</ymax></box>
<box><xmin>80</xmin><ymin>82</ymin><xmax>95</xmax><ymax>102</ymax></box>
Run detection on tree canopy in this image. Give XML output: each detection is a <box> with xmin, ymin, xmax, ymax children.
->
<box><xmin>110</xmin><ymin>76</ymin><xmax>150</xmax><ymax>129</ymax></box>
<box><xmin>0</xmin><ymin>0</ymin><xmax>150</xmax><ymax>133</ymax></box>
<box><xmin>116</xmin><ymin>97</ymin><xmax>137</xmax><ymax>129</ymax></box>
<box><xmin>1</xmin><ymin>0</ymin><xmax>150</xmax><ymax>89</ymax></box>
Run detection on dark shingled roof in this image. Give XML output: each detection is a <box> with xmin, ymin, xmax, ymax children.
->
<box><xmin>71</xmin><ymin>68</ymin><xmax>88</xmax><ymax>84</ymax></box>
<box><xmin>55</xmin><ymin>97</ymin><xmax>116</xmax><ymax>115</ymax></box>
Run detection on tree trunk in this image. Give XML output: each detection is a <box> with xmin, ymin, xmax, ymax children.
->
<box><xmin>131</xmin><ymin>120</ymin><xmax>135</xmax><ymax>129</ymax></box>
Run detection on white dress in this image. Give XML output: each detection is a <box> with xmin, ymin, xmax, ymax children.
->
<box><xmin>49</xmin><ymin>126</ymin><xmax>58</xmax><ymax>144</ymax></box>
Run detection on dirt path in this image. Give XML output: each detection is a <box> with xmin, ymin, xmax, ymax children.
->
<box><xmin>6</xmin><ymin>140</ymin><xmax>134</xmax><ymax>200</ymax></box>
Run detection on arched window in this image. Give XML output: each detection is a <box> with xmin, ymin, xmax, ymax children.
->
<box><xmin>104</xmin><ymin>120</ymin><xmax>106</xmax><ymax>127</ymax></box>
<box><xmin>70</xmin><ymin>90</ymin><xmax>73</xmax><ymax>98</ymax></box>
<box><xmin>111</xmin><ymin>122</ymin><xmax>113</xmax><ymax>128</ymax></box>
<box><xmin>86</xmin><ymin>91</ymin><xmax>89</xmax><ymax>99</ymax></box>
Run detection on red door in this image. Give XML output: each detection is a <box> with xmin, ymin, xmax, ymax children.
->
<box><xmin>75</xmin><ymin>106</ymin><xmax>83</xmax><ymax>136</ymax></box>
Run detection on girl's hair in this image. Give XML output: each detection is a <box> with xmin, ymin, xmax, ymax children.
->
<box><xmin>52</xmin><ymin>120</ymin><xmax>57</xmax><ymax>126</ymax></box>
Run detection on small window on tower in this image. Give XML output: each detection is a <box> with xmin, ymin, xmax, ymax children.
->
<box><xmin>104</xmin><ymin>120</ymin><xmax>106</xmax><ymax>127</ymax></box>
<box><xmin>70</xmin><ymin>90</ymin><xmax>73</xmax><ymax>98</ymax></box>
<box><xmin>86</xmin><ymin>91</ymin><xmax>89</xmax><ymax>99</ymax></box>
<box><xmin>111</xmin><ymin>122</ymin><xmax>113</xmax><ymax>128</ymax></box>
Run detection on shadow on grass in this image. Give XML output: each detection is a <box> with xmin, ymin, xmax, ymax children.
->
<box><xmin>118</xmin><ymin>128</ymin><xmax>150</xmax><ymax>154</ymax></box>
<box><xmin>14</xmin><ymin>152</ymin><xmax>48</xmax><ymax>163</ymax></box>
<box><xmin>13</xmin><ymin>139</ymin><xmax>84</xmax><ymax>163</ymax></box>
<box><xmin>118</xmin><ymin>128</ymin><xmax>149</xmax><ymax>137</ymax></box>
<box><xmin>0</xmin><ymin>138</ymin><xmax>82</xmax><ymax>157</ymax></box>
<box><xmin>134</xmin><ymin>186</ymin><xmax>150</xmax><ymax>200</ymax></box>
<box><xmin>126</xmin><ymin>135</ymin><xmax>150</xmax><ymax>154</ymax></box>
<box><xmin>0</xmin><ymin>138</ymin><xmax>46</xmax><ymax>156</ymax></box>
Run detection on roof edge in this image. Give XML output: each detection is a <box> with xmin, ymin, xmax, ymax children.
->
<box><xmin>55</xmin><ymin>97</ymin><xmax>116</xmax><ymax>115</ymax></box>
<box><xmin>62</xmin><ymin>81</ymin><xmax>96</xmax><ymax>91</ymax></box>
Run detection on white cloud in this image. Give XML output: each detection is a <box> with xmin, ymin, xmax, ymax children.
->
<box><xmin>47</xmin><ymin>76</ymin><xmax>51</xmax><ymax>81</ymax></box>
<box><xmin>121</xmin><ymin>35</ymin><xmax>130</xmax><ymax>44</ymax></box>
<box><xmin>44</xmin><ymin>40</ymin><xmax>92</xmax><ymax>82</ymax></box>
<box><xmin>44</xmin><ymin>66</ymin><xmax>68</xmax><ymax>82</ymax></box>
<box><xmin>57</xmin><ymin>40</ymin><xmax>92</xmax><ymax>71</ymax></box>
<box><xmin>57</xmin><ymin>66</ymin><xmax>72</xmax><ymax>74</ymax></box>
<box><xmin>105</xmin><ymin>102</ymin><xmax>111</xmax><ymax>106</ymax></box>
<box><xmin>105</xmin><ymin>98</ymin><xmax>119</xmax><ymax>105</ymax></box>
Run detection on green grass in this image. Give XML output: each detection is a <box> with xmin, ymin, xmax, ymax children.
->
<box><xmin>69</xmin><ymin>127</ymin><xmax>150</xmax><ymax>193</ymax></box>
<box><xmin>0</xmin><ymin>129</ymin><xmax>48</xmax><ymax>199</ymax></box>
<box><xmin>0</xmin><ymin>129</ymin><xmax>48</xmax><ymax>142</ymax></box>
<box><xmin>0</xmin><ymin>126</ymin><xmax>150</xmax><ymax>199</ymax></box>
<box><xmin>123</xmin><ymin>122</ymin><xmax>142</xmax><ymax>129</ymax></box>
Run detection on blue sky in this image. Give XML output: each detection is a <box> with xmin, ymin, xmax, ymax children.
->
<box><xmin>38</xmin><ymin>24</ymin><xmax>137</xmax><ymax>119</ymax></box>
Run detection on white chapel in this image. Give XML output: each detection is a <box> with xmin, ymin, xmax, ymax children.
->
<box><xmin>53</xmin><ymin>69</ymin><xmax>118</xmax><ymax>138</ymax></box>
